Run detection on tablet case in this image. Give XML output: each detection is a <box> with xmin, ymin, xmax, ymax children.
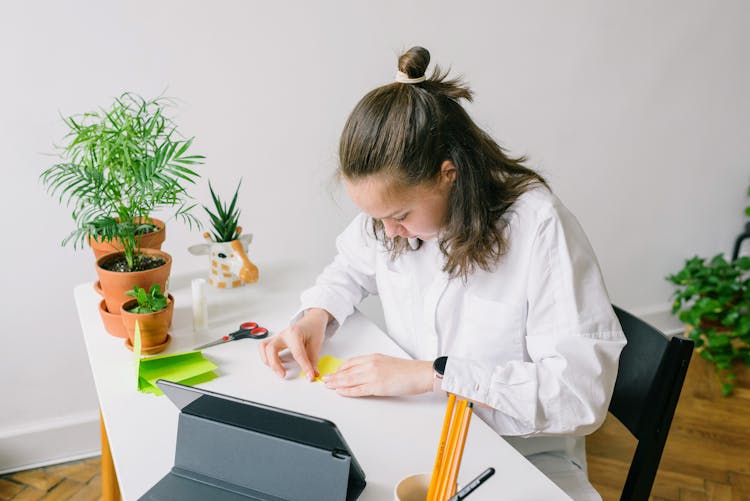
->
<box><xmin>140</xmin><ymin>380</ymin><xmax>366</xmax><ymax>501</ymax></box>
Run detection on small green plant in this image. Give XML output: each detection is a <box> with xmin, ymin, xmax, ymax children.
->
<box><xmin>667</xmin><ymin>254</ymin><xmax>750</xmax><ymax>396</ymax></box>
<box><xmin>40</xmin><ymin>92</ymin><xmax>203</xmax><ymax>270</ymax></box>
<box><xmin>125</xmin><ymin>285</ymin><xmax>168</xmax><ymax>314</ymax></box>
<box><xmin>204</xmin><ymin>180</ymin><xmax>242</xmax><ymax>242</ymax></box>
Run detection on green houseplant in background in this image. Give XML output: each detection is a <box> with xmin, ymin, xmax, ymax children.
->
<box><xmin>668</xmin><ymin>251</ymin><xmax>750</xmax><ymax>396</ymax></box>
<box><xmin>40</xmin><ymin>92</ymin><xmax>204</xmax><ymax>271</ymax></box>
<box><xmin>667</xmin><ymin>183</ymin><xmax>750</xmax><ymax>396</ymax></box>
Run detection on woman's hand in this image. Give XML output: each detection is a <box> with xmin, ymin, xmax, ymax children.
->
<box><xmin>322</xmin><ymin>354</ymin><xmax>433</xmax><ymax>397</ymax></box>
<box><xmin>258</xmin><ymin>308</ymin><xmax>330</xmax><ymax>380</ymax></box>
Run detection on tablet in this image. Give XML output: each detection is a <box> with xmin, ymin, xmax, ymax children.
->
<box><xmin>155</xmin><ymin>379</ymin><xmax>366</xmax><ymax>500</ymax></box>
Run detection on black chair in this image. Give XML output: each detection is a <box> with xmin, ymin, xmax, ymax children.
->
<box><xmin>608</xmin><ymin>306</ymin><xmax>694</xmax><ymax>501</ymax></box>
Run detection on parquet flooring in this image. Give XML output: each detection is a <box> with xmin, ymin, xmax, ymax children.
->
<box><xmin>587</xmin><ymin>354</ymin><xmax>750</xmax><ymax>501</ymax></box>
<box><xmin>0</xmin><ymin>458</ymin><xmax>101</xmax><ymax>501</ymax></box>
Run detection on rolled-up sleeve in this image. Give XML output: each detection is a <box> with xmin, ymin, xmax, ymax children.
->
<box><xmin>441</xmin><ymin>203</ymin><xmax>626</xmax><ymax>436</ymax></box>
<box><xmin>293</xmin><ymin>213</ymin><xmax>378</xmax><ymax>335</ymax></box>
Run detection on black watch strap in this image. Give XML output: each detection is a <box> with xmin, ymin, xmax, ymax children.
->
<box><xmin>433</xmin><ymin>356</ymin><xmax>448</xmax><ymax>378</ymax></box>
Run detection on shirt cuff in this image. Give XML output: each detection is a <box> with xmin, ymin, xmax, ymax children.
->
<box><xmin>442</xmin><ymin>356</ymin><xmax>539</xmax><ymax>433</ymax></box>
<box><xmin>291</xmin><ymin>288</ymin><xmax>354</xmax><ymax>338</ymax></box>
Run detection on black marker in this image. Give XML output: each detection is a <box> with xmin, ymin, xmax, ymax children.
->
<box><xmin>447</xmin><ymin>467</ymin><xmax>495</xmax><ymax>500</ymax></box>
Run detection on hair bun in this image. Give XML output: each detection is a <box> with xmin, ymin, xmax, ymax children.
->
<box><xmin>398</xmin><ymin>46</ymin><xmax>430</xmax><ymax>79</ymax></box>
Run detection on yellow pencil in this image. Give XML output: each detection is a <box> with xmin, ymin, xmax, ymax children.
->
<box><xmin>445</xmin><ymin>402</ymin><xmax>473</xmax><ymax>498</ymax></box>
<box><xmin>426</xmin><ymin>393</ymin><xmax>457</xmax><ymax>501</ymax></box>
<box><xmin>435</xmin><ymin>399</ymin><xmax>468</xmax><ymax>501</ymax></box>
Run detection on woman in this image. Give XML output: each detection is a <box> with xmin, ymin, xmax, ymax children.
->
<box><xmin>258</xmin><ymin>46</ymin><xmax>625</xmax><ymax>500</ymax></box>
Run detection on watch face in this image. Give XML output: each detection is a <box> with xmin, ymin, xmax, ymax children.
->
<box><xmin>434</xmin><ymin>356</ymin><xmax>447</xmax><ymax>376</ymax></box>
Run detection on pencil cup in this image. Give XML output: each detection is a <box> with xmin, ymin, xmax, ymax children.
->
<box><xmin>395</xmin><ymin>472</ymin><xmax>459</xmax><ymax>500</ymax></box>
<box><xmin>394</xmin><ymin>473</ymin><xmax>431</xmax><ymax>501</ymax></box>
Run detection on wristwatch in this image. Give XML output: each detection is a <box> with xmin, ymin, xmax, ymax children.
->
<box><xmin>432</xmin><ymin>356</ymin><xmax>448</xmax><ymax>392</ymax></box>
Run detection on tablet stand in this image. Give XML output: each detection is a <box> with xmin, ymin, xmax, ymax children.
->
<box><xmin>140</xmin><ymin>381</ymin><xmax>365</xmax><ymax>500</ymax></box>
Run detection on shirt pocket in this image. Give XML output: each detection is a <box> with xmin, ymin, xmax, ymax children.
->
<box><xmin>459</xmin><ymin>293</ymin><xmax>526</xmax><ymax>364</ymax></box>
<box><xmin>376</xmin><ymin>268</ymin><xmax>418</xmax><ymax>357</ymax></box>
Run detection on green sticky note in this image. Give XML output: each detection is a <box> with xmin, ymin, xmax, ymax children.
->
<box><xmin>133</xmin><ymin>321</ymin><xmax>218</xmax><ymax>396</ymax></box>
<box><xmin>134</xmin><ymin>320</ymin><xmax>143</xmax><ymax>387</ymax></box>
<box><xmin>301</xmin><ymin>354</ymin><xmax>344</xmax><ymax>382</ymax></box>
<box><xmin>139</xmin><ymin>351</ymin><xmax>218</xmax><ymax>395</ymax></box>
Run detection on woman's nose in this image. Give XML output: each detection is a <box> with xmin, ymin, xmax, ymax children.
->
<box><xmin>382</xmin><ymin>219</ymin><xmax>403</xmax><ymax>238</ymax></box>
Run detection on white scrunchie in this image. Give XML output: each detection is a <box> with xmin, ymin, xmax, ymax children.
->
<box><xmin>395</xmin><ymin>70</ymin><xmax>426</xmax><ymax>84</ymax></box>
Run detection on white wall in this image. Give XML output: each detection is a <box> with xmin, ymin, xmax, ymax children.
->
<box><xmin>1</xmin><ymin>0</ymin><xmax>748</xmax><ymax>470</ymax></box>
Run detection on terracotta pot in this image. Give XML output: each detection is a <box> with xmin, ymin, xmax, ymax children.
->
<box><xmin>88</xmin><ymin>217</ymin><xmax>166</xmax><ymax>260</ymax></box>
<box><xmin>96</xmin><ymin>248</ymin><xmax>172</xmax><ymax>313</ymax></box>
<box><xmin>120</xmin><ymin>293</ymin><xmax>174</xmax><ymax>354</ymax></box>
<box><xmin>98</xmin><ymin>299</ymin><xmax>127</xmax><ymax>338</ymax></box>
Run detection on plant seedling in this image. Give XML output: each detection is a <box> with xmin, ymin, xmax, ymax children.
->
<box><xmin>125</xmin><ymin>284</ymin><xmax>169</xmax><ymax>314</ymax></box>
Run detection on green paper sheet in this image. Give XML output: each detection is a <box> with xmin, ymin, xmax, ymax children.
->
<box><xmin>133</xmin><ymin>321</ymin><xmax>218</xmax><ymax>396</ymax></box>
<box><xmin>301</xmin><ymin>354</ymin><xmax>344</xmax><ymax>382</ymax></box>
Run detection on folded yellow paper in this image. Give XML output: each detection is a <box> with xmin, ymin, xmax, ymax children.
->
<box><xmin>301</xmin><ymin>354</ymin><xmax>344</xmax><ymax>382</ymax></box>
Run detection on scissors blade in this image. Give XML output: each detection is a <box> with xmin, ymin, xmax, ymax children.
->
<box><xmin>193</xmin><ymin>338</ymin><xmax>228</xmax><ymax>351</ymax></box>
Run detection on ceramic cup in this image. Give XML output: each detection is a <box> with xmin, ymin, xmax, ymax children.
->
<box><xmin>394</xmin><ymin>472</ymin><xmax>431</xmax><ymax>501</ymax></box>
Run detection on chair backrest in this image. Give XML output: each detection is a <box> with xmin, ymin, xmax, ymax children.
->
<box><xmin>609</xmin><ymin>306</ymin><xmax>694</xmax><ymax>501</ymax></box>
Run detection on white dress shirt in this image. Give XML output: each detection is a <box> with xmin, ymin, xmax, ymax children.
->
<box><xmin>297</xmin><ymin>186</ymin><xmax>626</xmax><ymax>476</ymax></box>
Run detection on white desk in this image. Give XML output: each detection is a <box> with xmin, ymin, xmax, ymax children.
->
<box><xmin>75</xmin><ymin>262</ymin><xmax>570</xmax><ymax>500</ymax></box>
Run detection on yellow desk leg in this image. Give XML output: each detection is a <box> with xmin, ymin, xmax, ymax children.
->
<box><xmin>100</xmin><ymin>410</ymin><xmax>121</xmax><ymax>501</ymax></box>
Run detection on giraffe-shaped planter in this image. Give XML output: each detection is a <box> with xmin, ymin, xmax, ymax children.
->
<box><xmin>188</xmin><ymin>227</ymin><xmax>259</xmax><ymax>288</ymax></box>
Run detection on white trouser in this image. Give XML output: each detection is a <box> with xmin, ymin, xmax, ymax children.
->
<box><xmin>526</xmin><ymin>452</ymin><xmax>602</xmax><ymax>501</ymax></box>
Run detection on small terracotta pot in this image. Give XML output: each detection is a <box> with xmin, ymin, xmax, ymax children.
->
<box><xmin>120</xmin><ymin>293</ymin><xmax>174</xmax><ymax>354</ymax></box>
<box><xmin>89</xmin><ymin>217</ymin><xmax>166</xmax><ymax>260</ymax></box>
<box><xmin>96</xmin><ymin>249</ymin><xmax>172</xmax><ymax>313</ymax></box>
<box><xmin>98</xmin><ymin>299</ymin><xmax>127</xmax><ymax>338</ymax></box>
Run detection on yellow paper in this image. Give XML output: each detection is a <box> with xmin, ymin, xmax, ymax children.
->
<box><xmin>301</xmin><ymin>354</ymin><xmax>344</xmax><ymax>382</ymax></box>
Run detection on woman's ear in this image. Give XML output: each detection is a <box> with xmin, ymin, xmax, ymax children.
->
<box><xmin>440</xmin><ymin>160</ymin><xmax>457</xmax><ymax>186</ymax></box>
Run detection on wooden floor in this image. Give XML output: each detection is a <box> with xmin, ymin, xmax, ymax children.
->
<box><xmin>587</xmin><ymin>355</ymin><xmax>750</xmax><ymax>501</ymax></box>
<box><xmin>1</xmin><ymin>355</ymin><xmax>748</xmax><ymax>501</ymax></box>
<box><xmin>0</xmin><ymin>458</ymin><xmax>102</xmax><ymax>501</ymax></box>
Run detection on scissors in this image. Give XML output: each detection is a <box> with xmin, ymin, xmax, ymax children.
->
<box><xmin>194</xmin><ymin>322</ymin><xmax>269</xmax><ymax>350</ymax></box>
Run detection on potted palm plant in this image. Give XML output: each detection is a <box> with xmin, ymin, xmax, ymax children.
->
<box><xmin>121</xmin><ymin>285</ymin><xmax>174</xmax><ymax>355</ymax></box>
<box><xmin>40</xmin><ymin>92</ymin><xmax>203</xmax><ymax>318</ymax></box>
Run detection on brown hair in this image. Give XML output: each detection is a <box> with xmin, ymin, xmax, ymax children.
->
<box><xmin>338</xmin><ymin>46</ymin><xmax>546</xmax><ymax>280</ymax></box>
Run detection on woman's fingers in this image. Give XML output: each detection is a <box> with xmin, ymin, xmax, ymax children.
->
<box><xmin>258</xmin><ymin>339</ymin><xmax>269</xmax><ymax>366</ymax></box>
<box><xmin>337</xmin><ymin>354</ymin><xmax>375</xmax><ymax>372</ymax></box>
<box><xmin>264</xmin><ymin>339</ymin><xmax>286</xmax><ymax>377</ymax></box>
<box><xmin>306</xmin><ymin>334</ymin><xmax>324</xmax><ymax>377</ymax></box>
<box><xmin>288</xmin><ymin>337</ymin><xmax>316</xmax><ymax>381</ymax></box>
<box><xmin>324</xmin><ymin>362</ymin><xmax>372</xmax><ymax>389</ymax></box>
<box><xmin>335</xmin><ymin>385</ymin><xmax>370</xmax><ymax>398</ymax></box>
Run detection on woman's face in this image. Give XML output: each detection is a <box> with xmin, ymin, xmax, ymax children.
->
<box><xmin>344</xmin><ymin>161</ymin><xmax>456</xmax><ymax>241</ymax></box>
